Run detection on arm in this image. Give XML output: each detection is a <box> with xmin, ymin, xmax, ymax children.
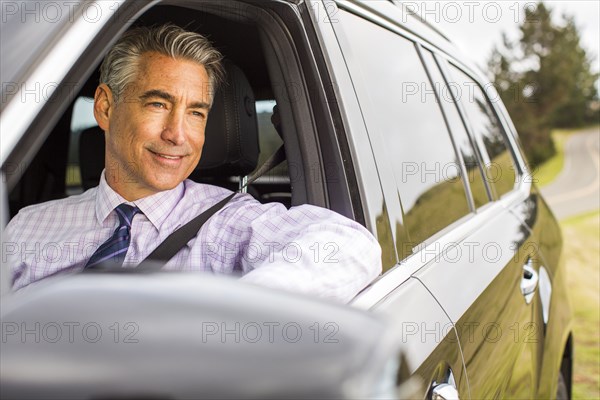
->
<box><xmin>210</xmin><ymin>196</ymin><xmax>382</xmax><ymax>303</ymax></box>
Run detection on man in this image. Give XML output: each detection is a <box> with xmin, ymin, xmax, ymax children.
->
<box><xmin>4</xmin><ymin>24</ymin><xmax>381</xmax><ymax>303</ymax></box>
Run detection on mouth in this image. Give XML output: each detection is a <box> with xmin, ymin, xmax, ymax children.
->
<box><xmin>156</xmin><ymin>153</ymin><xmax>182</xmax><ymax>160</ymax></box>
<box><xmin>149</xmin><ymin>150</ymin><xmax>186</xmax><ymax>159</ymax></box>
<box><xmin>148</xmin><ymin>149</ymin><xmax>187</xmax><ymax>165</ymax></box>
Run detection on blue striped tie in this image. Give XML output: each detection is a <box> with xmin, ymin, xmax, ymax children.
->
<box><xmin>85</xmin><ymin>204</ymin><xmax>141</xmax><ymax>269</ymax></box>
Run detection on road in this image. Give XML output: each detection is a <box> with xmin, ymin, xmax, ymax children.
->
<box><xmin>540</xmin><ymin>126</ymin><xmax>600</xmax><ymax>220</ymax></box>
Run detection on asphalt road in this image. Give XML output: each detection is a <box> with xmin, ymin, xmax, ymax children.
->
<box><xmin>540</xmin><ymin>127</ymin><xmax>600</xmax><ymax>220</ymax></box>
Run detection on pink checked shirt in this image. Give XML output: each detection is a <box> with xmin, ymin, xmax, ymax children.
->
<box><xmin>4</xmin><ymin>172</ymin><xmax>382</xmax><ymax>303</ymax></box>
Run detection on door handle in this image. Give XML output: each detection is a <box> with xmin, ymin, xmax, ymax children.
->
<box><xmin>431</xmin><ymin>383</ymin><xmax>460</xmax><ymax>400</ymax></box>
<box><xmin>521</xmin><ymin>259</ymin><xmax>538</xmax><ymax>304</ymax></box>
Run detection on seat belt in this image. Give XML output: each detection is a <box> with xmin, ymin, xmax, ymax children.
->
<box><xmin>140</xmin><ymin>191</ymin><xmax>236</xmax><ymax>266</ymax></box>
<box><xmin>243</xmin><ymin>145</ymin><xmax>286</xmax><ymax>187</ymax></box>
<box><xmin>136</xmin><ymin>144</ymin><xmax>286</xmax><ymax>271</ymax></box>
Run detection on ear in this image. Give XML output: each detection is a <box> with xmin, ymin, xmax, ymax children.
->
<box><xmin>93</xmin><ymin>83</ymin><xmax>114</xmax><ymax>132</ymax></box>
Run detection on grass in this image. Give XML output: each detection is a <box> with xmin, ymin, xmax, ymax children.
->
<box><xmin>533</xmin><ymin>129</ymin><xmax>573</xmax><ymax>187</ymax></box>
<box><xmin>561</xmin><ymin>210</ymin><xmax>600</xmax><ymax>399</ymax></box>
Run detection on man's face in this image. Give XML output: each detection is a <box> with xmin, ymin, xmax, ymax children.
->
<box><xmin>94</xmin><ymin>52</ymin><xmax>212</xmax><ymax>200</ymax></box>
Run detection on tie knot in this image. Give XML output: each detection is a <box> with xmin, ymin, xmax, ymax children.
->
<box><xmin>115</xmin><ymin>203</ymin><xmax>140</xmax><ymax>228</ymax></box>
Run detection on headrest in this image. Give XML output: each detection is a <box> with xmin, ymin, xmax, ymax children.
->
<box><xmin>79</xmin><ymin>126</ymin><xmax>105</xmax><ymax>191</ymax></box>
<box><xmin>79</xmin><ymin>60</ymin><xmax>260</xmax><ymax>190</ymax></box>
<box><xmin>193</xmin><ymin>60</ymin><xmax>260</xmax><ymax>178</ymax></box>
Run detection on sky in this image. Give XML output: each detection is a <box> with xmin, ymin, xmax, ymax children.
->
<box><xmin>408</xmin><ymin>1</ymin><xmax>600</xmax><ymax>80</ymax></box>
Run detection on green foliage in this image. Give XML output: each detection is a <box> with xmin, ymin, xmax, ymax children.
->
<box><xmin>488</xmin><ymin>2</ymin><xmax>599</xmax><ymax>167</ymax></box>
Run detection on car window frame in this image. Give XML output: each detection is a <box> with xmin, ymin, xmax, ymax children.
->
<box><xmin>1</xmin><ymin>0</ymin><xmax>360</xmax><ymax>298</ymax></box>
<box><xmin>436</xmin><ymin>56</ymin><xmax>526</xmax><ymax>202</ymax></box>
<box><xmin>1</xmin><ymin>0</ymin><xmax>155</xmax><ymax>191</ymax></box>
<box><xmin>425</xmin><ymin>49</ymin><xmax>497</xmax><ymax>208</ymax></box>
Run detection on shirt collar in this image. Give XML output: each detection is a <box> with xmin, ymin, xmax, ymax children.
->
<box><xmin>95</xmin><ymin>170</ymin><xmax>185</xmax><ymax>230</ymax></box>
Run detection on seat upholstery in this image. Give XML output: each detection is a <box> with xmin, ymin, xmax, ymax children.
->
<box><xmin>78</xmin><ymin>126</ymin><xmax>105</xmax><ymax>191</ymax></box>
<box><xmin>79</xmin><ymin>60</ymin><xmax>260</xmax><ymax>190</ymax></box>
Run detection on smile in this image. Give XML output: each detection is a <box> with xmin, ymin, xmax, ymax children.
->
<box><xmin>157</xmin><ymin>154</ymin><xmax>182</xmax><ymax>159</ymax></box>
<box><xmin>149</xmin><ymin>150</ymin><xmax>185</xmax><ymax>160</ymax></box>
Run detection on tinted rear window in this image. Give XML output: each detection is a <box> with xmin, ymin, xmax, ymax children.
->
<box><xmin>336</xmin><ymin>10</ymin><xmax>471</xmax><ymax>249</ymax></box>
<box><xmin>448</xmin><ymin>65</ymin><xmax>519</xmax><ymax>198</ymax></box>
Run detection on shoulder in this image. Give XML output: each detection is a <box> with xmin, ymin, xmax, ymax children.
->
<box><xmin>182</xmin><ymin>180</ymin><xmax>261</xmax><ymax>209</ymax></box>
<box><xmin>5</xmin><ymin>188</ymin><xmax>97</xmax><ymax>232</ymax></box>
<box><xmin>13</xmin><ymin>188</ymin><xmax>96</xmax><ymax>216</ymax></box>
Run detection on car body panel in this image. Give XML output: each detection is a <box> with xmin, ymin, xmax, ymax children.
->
<box><xmin>413</xmin><ymin>202</ymin><xmax>542</xmax><ymax>398</ymax></box>
<box><xmin>506</xmin><ymin>185</ymin><xmax>573</xmax><ymax>397</ymax></box>
<box><xmin>370</xmin><ymin>277</ymin><xmax>469</xmax><ymax>398</ymax></box>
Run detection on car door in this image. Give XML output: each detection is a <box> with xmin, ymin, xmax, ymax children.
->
<box><xmin>411</xmin><ymin>55</ymin><xmax>545</xmax><ymax>398</ymax></box>
<box><xmin>412</xmin><ymin>202</ymin><xmax>542</xmax><ymax>399</ymax></box>
<box><xmin>307</xmin><ymin>1</ymin><xmax>469</xmax><ymax>397</ymax></box>
<box><xmin>356</xmin><ymin>277</ymin><xmax>469</xmax><ymax>398</ymax></box>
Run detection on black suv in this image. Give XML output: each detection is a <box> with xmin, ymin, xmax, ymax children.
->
<box><xmin>1</xmin><ymin>1</ymin><xmax>572</xmax><ymax>398</ymax></box>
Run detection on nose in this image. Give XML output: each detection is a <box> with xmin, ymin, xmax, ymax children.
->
<box><xmin>161</xmin><ymin>109</ymin><xmax>186</xmax><ymax>146</ymax></box>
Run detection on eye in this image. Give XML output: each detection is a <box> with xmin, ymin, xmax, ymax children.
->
<box><xmin>191</xmin><ymin>110</ymin><xmax>206</xmax><ymax>119</ymax></box>
<box><xmin>149</xmin><ymin>102</ymin><xmax>165</xmax><ymax>108</ymax></box>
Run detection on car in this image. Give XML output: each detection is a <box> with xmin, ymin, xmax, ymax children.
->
<box><xmin>1</xmin><ymin>0</ymin><xmax>572</xmax><ymax>399</ymax></box>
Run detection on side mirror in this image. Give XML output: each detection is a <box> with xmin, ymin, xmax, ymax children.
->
<box><xmin>2</xmin><ymin>272</ymin><xmax>414</xmax><ymax>399</ymax></box>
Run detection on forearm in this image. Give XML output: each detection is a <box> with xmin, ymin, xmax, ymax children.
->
<box><xmin>238</xmin><ymin>205</ymin><xmax>382</xmax><ymax>303</ymax></box>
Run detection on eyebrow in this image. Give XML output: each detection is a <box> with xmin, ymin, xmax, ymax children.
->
<box><xmin>139</xmin><ymin>89</ymin><xmax>210</xmax><ymax>110</ymax></box>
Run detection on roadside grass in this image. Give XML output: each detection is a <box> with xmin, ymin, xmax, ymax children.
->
<box><xmin>534</xmin><ymin>125</ymin><xmax>600</xmax><ymax>188</ymax></box>
<box><xmin>533</xmin><ymin>129</ymin><xmax>572</xmax><ymax>187</ymax></box>
<box><xmin>561</xmin><ymin>211</ymin><xmax>600</xmax><ymax>399</ymax></box>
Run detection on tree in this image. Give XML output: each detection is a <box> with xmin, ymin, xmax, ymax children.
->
<box><xmin>551</xmin><ymin>17</ymin><xmax>599</xmax><ymax>127</ymax></box>
<box><xmin>488</xmin><ymin>2</ymin><xmax>599</xmax><ymax>166</ymax></box>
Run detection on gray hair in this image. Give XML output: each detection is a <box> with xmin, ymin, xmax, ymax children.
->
<box><xmin>99</xmin><ymin>24</ymin><xmax>224</xmax><ymax>104</ymax></box>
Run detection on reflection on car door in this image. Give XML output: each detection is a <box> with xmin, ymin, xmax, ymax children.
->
<box><xmin>321</xmin><ymin>3</ymin><xmax>469</xmax><ymax>397</ymax></box>
<box><xmin>414</xmin><ymin>60</ymin><xmax>544</xmax><ymax>398</ymax></box>
<box><xmin>368</xmin><ymin>277</ymin><xmax>469</xmax><ymax>397</ymax></box>
<box><xmin>413</xmin><ymin>205</ymin><xmax>541</xmax><ymax>398</ymax></box>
